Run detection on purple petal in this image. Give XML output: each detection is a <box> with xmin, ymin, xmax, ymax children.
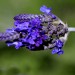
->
<box><xmin>14</xmin><ymin>21</ymin><xmax>19</xmax><ymax>26</ymax></box>
<box><xmin>51</xmin><ymin>14</ymin><xmax>56</xmax><ymax>19</ymax></box>
<box><xmin>15</xmin><ymin>22</ymin><xmax>29</xmax><ymax>30</ymax></box>
<box><xmin>42</xmin><ymin>35</ymin><xmax>48</xmax><ymax>40</ymax></box>
<box><xmin>13</xmin><ymin>42</ymin><xmax>23</xmax><ymax>49</ymax></box>
<box><xmin>52</xmin><ymin>48</ymin><xmax>64</xmax><ymax>55</ymax></box>
<box><xmin>35</xmin><ymin>38</ymin><xmax>43</xmax><ymax>47</ymax></box>
<box><xmin>6</xmin><ymin>28</ymin><xmax>15</xmax><ymax>33</ymax></box>
<box><xmin>28</xmin><ymin>37</ymin><xmax>35</xmax><ymax>44</ymax></box>
<box><xmin>56</xmin><ymin>40</ymin><xmax>63</xmax><ymax>48</ymax></box>
<box><xmin>57</xmin><ymin>49</ymin><xmax>64</xmax><ymax>55</ymax></box>
<box><xmin>7</xmin><ymin>42</ymin><xmax>13</xmax><ymax>47</ymax></box>
<box><xmin>40</xmin><ymin>5</ymin><xmax>51</xmax><ymax>14</ymax></box>
<box><xmin>51</xmin><ymin>48</ymin><xmax>59</xmax><ymax>54</ymax></box>
<box><xmin>30</xmin><ymin>18</ymin><xmax>41</xmax><ymax>25</ymax></box>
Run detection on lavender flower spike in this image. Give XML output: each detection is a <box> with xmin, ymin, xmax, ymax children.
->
<box><xmin>0</xmin><ymin>5</ymin><xmax>75</xmax><ymax>55</ymax></box>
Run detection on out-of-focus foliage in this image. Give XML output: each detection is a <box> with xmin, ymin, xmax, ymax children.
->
<box><xmin>0</xmin><ymin>0</ymin><xmax>75</xmax><ymax>75</ymax></box>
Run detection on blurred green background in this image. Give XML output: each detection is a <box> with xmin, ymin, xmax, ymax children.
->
<box><xmin>0</xmin><ymin>0</ymin><xmax>75</xmax><ymax>75</ymax></box>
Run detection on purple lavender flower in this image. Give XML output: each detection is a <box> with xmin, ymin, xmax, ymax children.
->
<box><xmin>11</xmin><ymin>5</ymin><xmax>67</xmax><ymax>55</ymax></box>
<box><xmin>1</xmin><ymin>5</ymin><xmax>75</xmax><ymax>55</ymax></box>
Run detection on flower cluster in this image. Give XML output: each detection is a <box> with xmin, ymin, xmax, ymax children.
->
<box><xmin>5</xmin><ymin>5</ymin><xmax>66</xmax><ymax>55</ymax></box>
<box><xmin>52</xmin><ymin>39</ymin><xmax>64</xmax><ymax>55</ymax></box>
<box><xmin>6</xmin><ymin>16</ymin><xmax>49</xmax><ymax>50</ymax></box>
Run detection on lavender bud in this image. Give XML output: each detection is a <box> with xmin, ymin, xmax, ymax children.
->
<box><xmin>0</xmin><ymin>32</ymin><xmax>20</xmax><ymax>41</ymax></box>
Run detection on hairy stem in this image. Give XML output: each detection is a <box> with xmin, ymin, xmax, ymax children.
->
<box><xmin>68</xmin><ymin>27</ymin><xmax>75</xmax><ymax>32</ymax></box>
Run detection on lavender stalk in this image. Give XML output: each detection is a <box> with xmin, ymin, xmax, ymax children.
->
<box><xmin>0</xmin><ymin>5</ymin><xmax>74</xmax><ymax>55</ymax></box>
<box><xmin>68</xmin><ymin>27</ymin><xmax>75</xmax><ymax>32</ymax></box>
